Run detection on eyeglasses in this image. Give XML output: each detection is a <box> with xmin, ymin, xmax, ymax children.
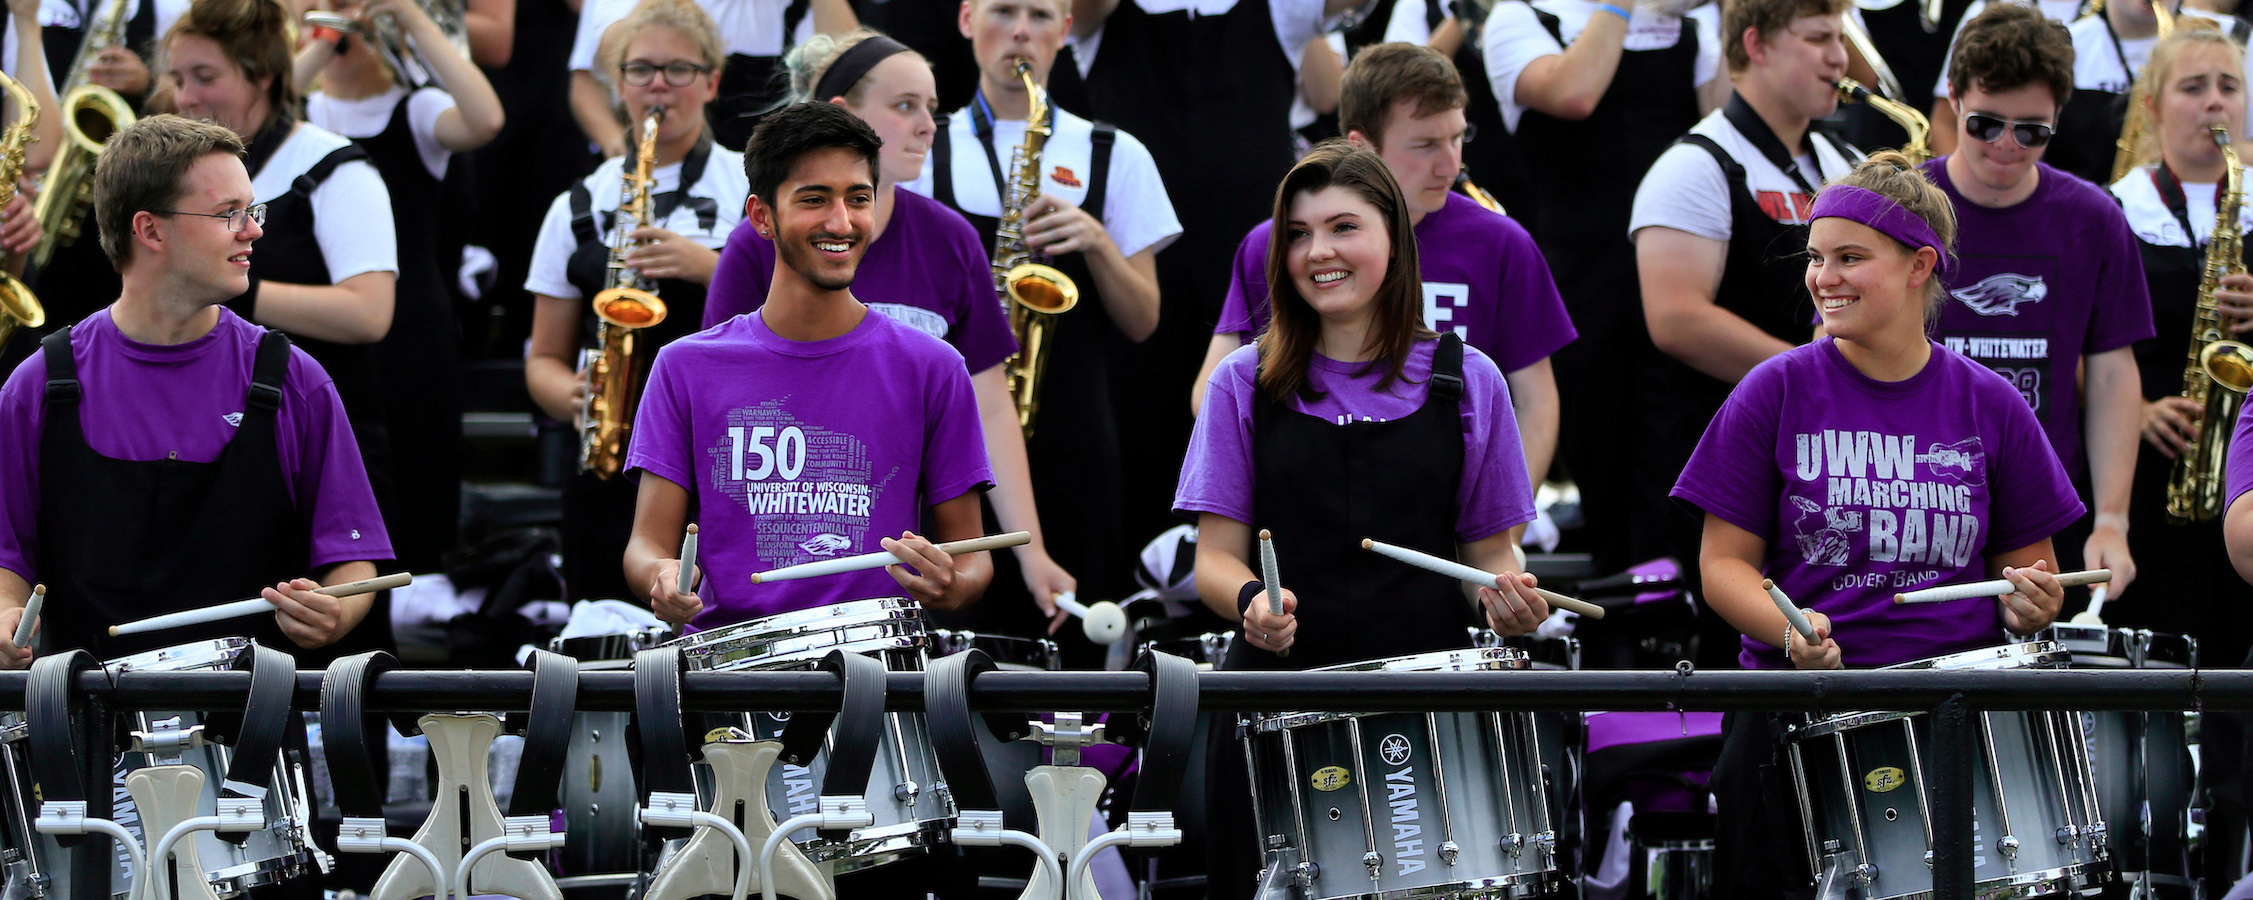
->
<box><xmin>150</xmin><ymin>203</ymin><xmax>267</xmax><ymax>233</ymax></box>
<box><xmin>619</xmin><ymin>61</ymin><xmax>711</xmax><ymax>87</ymax></box>
<box><xmin>1962</xmin><ymin>112</ymin><xmax>2055</xmax><ymax>148</ymax></box>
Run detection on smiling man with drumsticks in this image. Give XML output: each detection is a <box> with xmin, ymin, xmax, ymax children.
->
<box><xmin>622</xmin><ymin>101</ymin><xmax>996</xmax><ymax>630</ymax></box>
<box><xmin>0</xmin><ymin>115</ymin><xmax>392</xmax><ymax>666</ymax></box>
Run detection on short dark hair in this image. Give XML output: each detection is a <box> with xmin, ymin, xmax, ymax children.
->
<box><xmin>93</xmin><ymin>115</ymin><xmax>245</xmax><ymax>270</ymax></box>
<box><xmin>741</xmin><ymin>102</ymin><xmax>884</xmax><ymax>207</ymax></box>
<box><xmin>1722</xmin><ymin>0</ymin><xmax>1852</xmax><ymax>75</ymax></box>
<box><xmin>1947</xmin><ymin>1</ymin><xmax>2074</xmax><ymax>108</ymax></box>
<box><xmin>1338</xmin><ymin>43</ymin><xmax>1467</xmax><ymax>147</ymax></box>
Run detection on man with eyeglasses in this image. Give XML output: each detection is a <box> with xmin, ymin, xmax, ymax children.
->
<box><xmin>0</xmin><ymin>114</ymin><xmax>391</xmax><ymax>664</ymax></box>
<box><xmin>525</xmin><ymin>0</ymin><xmax>750</xmax><ymax>606</ymax></box>
<box><xmin>1626</xmin><ymin>0</ymin><xmax>1859</xmax><ymax>661</ymax></box>
<box><xmin>1926</xmin><ymin>1</ymin><xmax>2151</xmax><ymax>603</ymax></box>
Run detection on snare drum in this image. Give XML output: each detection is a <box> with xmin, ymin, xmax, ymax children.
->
<box><xmin>0</xmin><ymin>639</ymin><xmax>325</xmax><ymax>900</ymax></box>
<box><xmin>549</xmin><ymin>628</ymin><xmax>672</xmax><ymax>883</ymax></box>
<box><xmin>2040</xmin><ymin>624</ymin><xmax>2197</xmax><ymax>899</ymax></box>
<box><xmin>670</xmin><ymin>598</ymin><xmax>949</xmax><ymax>873</ymax></box>
<box><xmin>1785</xmin><ymin>642</ymin><xmax>2107</xmax><ymax>900</ymax></box>
<box><xmin>1244</xmin><ymin>648</ymin><xmax>1559</xmax><ymax>900</ymax></box>
<box><xmin>929</xmin><ymin>631</ymin><xmax>1059</xmax><ymax>671</ymax></box>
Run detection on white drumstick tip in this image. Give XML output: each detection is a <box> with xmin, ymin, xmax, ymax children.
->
<box><xmin>1052</xmin><ymin>591</ymin><xmax>1127</xmax><ymax>644</ymax></box>
<box><xmin>2070</xmin><ymin>585</ymin><xmax>2109</xmax><ymax>625</ymax></box>
<box><xmin>12</xmin><ymin>583</ymin><xmax>42</xmax><ymax>647</ymax></box>
<box><xmin>677</xmin><ymin>524</ymin><xmax>699</xmax><ymax>596</ymax></box>
<box><xmin>1765</xmin><ymin>578</ymin><xmax>1818</xmax><ymax>642</ymax></box>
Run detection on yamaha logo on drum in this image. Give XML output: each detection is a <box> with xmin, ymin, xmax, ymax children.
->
<box><xmin>1380</xmin><ymin>733</ymin><xmax>1412</xmax><ymax>766</ymax></box>
<box><xmin>1379</xmin><ymin>733</ymin><xmax>1427</xmax><ymax>876</ymax></box>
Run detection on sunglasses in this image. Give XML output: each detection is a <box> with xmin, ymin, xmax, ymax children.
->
<box><xmin>1963</xmin><ymin>112</ymin><xmax>2055</xmax><ymax>148</ymax></box>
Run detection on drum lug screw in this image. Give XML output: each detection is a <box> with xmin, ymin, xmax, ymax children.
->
<box><xmin>1440</xmin><ymin>841</ymin><xmax>1460</xmax><ymax>864</ymax></box>
<box><xmin>1501</xmin><ymin>832</ymin><xmax>1524</xmax><ymax>855</ymax></box>
<box><xmin>1328</xmin><ymin>807</ymin><xmax>1342</xmax><ymax>821</ymax></box>
<box><xmin>894</xmin><ymin>780</ymin><xmax>920</xmax><ymax>804</ymax></box>
<box><xmin>2056</xmin><ymin>825</ymin><xmax>2078</xmax><ymax>845</ymax></box>
<box><xmin>1884</xmin><ymin>808</ymin><xmax>1899</xmax><ymax>822</ymax></box>
<box><xmin>1293</xmin><ymin>861</ymin><xmax>1320</xmax><ymax>886</ymax></box>
<box><xmin>1854</xmin><ymin>864</ymin><xmax>1877</xmax><ymax>885</ymax></box>
<box><xmin>1998</xmin><ymin>835</ymin><xmax>2020</xmax><ymax>859</ymax></box>
<box><xmin>1363</xmin><ymin>851</ymin><xmax>1383</xmax><ymax>875</ymax></box>
<box><xmin>1924</xmin><ymin>850</ymin><xmax>1935</xmax><ymax>868</ymax></box>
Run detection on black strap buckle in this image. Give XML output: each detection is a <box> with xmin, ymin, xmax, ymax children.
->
<box><xmin>44</xmin><ymin>378</ymin><xmax>81</xmax><ymax>404</ymax></box>
<box><xmin>246</xmin><ymin>380</ymin><xmax>283</xmax><ymax>412</ymax></box>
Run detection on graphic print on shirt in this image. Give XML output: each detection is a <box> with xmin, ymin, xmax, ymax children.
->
<box><xmin>1791</xmin><ymin>430</ymin><xmax>1987</xmax><ymax>574</ymax></box>
<box><xmin>1756</xmin><ymin>190</ymin><xmax>1815</xmax><ymax>225</ymax></box>
<box><xmin>707</xmin><ymin>399</ymin><xmax>899</xmax><ymax>567</ymax></box>
<box><xmin>1421</xmin><ymin>282</ymin><xmax>1471</xmax><ymax>338</ymax></box>
<box><xmin>1952</xmin><ymin>273</ymin><xmax>2049</xmax><ymax>317</ymax></box>
<box><xmin>869</xmin><ymin>303</ymin><xmax>950</xmax><ymax>340</ymax></box>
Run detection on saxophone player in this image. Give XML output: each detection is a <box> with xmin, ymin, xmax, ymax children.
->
<box><xmin>525</xmin><ymin>0</ymin><xmax>746</xmax><ymax>604</ymax></box>
<box><xmin>2113</xmin><ymin>25</ymin><xmax>2253</xmax><ymax>670</ymax></box>
<box><xmin>898</xmin><ymin>0</ymin><xmax>1178</xmax><ymax>654</ymax></box>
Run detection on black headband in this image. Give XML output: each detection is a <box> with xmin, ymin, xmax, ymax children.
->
<box><xmin>812</xmin><ymin>35</ymin><xmax>911</xmax><ymax>103</ymax></box>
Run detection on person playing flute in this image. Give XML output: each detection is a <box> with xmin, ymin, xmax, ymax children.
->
<box><xmin>0</xmin><ymin>116</ymin><xmax>392</xmax><ymax>666</ymax></box>
<box><xmin>1669</xmin><ymin>152</ymin><xmax>2082</xmax><ymax>900</ymax></box>
<box><xmin>1174</xmin><ymin>140</ymin><xmax>1550</xmax><ymax>900</ymax></box>
<box><xmin>623</xmin><ymin>102</ymin><xmax>996</xmax><ymax>631</ymax></box>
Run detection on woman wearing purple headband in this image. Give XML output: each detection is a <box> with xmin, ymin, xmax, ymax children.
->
<box><xmin>1668</xmin><ymin>150</ymin><xmax>2085</xmax><ymax>899</ymax></box>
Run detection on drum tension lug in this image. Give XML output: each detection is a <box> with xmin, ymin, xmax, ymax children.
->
<box><xmin>1292</xmin><ymin>860</ymin><xmax>1320</xmax><ymax>886</ymax></box>
<box><xmin>1997</xmin><ymin>834</ymin><xmax>2020</xmax><ymax>859</ymax></box>
<box><xmin>1439</xmin><ymin>841</ymin><xmax>1460</xmax><ymax>864</ymax></box>
<box><xmin>1362</xmin><ymin>851</ymin><xmax>1383</xmax><ymax>875</ymax></box>
<box><xmin>2055</xmin><ymin>825</ymin><xmax>2078</xmax><ymax>845</ymax></box>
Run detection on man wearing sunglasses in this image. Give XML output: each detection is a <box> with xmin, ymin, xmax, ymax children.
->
<box><xmin>1927</xmin><ymin>1</ymin><xmax>2153</xmax><ymax>602</ymax></box>
<box><xmin>1627</xmin><ymin>0</ymin><xmax>1860</xmax><ymax>636</ymax></box>
<box><xmin>0</xmin><ymin>115</ymin><xmax>391</xmax><ymax>664</ymax></box>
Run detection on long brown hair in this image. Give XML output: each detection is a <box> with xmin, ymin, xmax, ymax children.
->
<box><xmin>1257</xmin><ymin>139</ymin><xmax>1431</xmax><ymax>406</ymax></box>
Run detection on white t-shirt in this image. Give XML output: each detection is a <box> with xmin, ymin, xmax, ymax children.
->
<box><xmin>901</xmin><ymin>106</ymin><xmax>1184</xmax><ymax>259</ymax></box>
<box><xmin>1482</xmin><ymin>0</ymin><xmax>1722</xmax><ymax>132</ymax></box>
<box><xmin>2111</xmin><ymin>165</ymin><xmax>2253</xmax><ymax>246</ymax></box>
<box><xmin>306</xmin><ymin>86</ymin><xmax>458</xmax><ymax>181</ymax></box>
<box><xmin>569</xmin><ymin>0</ymin><xmax>813</xmax><ymax>73</ymax></box>
<box><xmin>1066</xmin><ymin>0</ymin><xmax>1336</xmax><ymax>79</ymax></box>
<box><xmin>1627</xmin><ymin>108</ymin><xmax>1861</xmax><ymax>242</ymax></box>
<box><xmin>525</xmin><ymin>144</ymin><xmax>749</xmax><ymax>300</ymax></box>
<box><xmin>252</xmin><ymin>122</ymin><xmax>398</xmax><ymax>283</ymax></box>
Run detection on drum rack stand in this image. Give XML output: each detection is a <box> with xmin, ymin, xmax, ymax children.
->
<box><xmin>7</xmin><ymin>666</ymin><xmax>2252</xmax><ymax>900</ymax></box>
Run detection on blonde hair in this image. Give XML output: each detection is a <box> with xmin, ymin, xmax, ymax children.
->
<box><xmin>596</xmin><ymin>0</ymin><xmax>726</xmax><ymax>81</ymax></box>
<box><xmin>2125</xmin><ymin>20</ymin><xmax>2245</xmax><ymax>171</ymax></box>
<box><xmin>784</xmin><ymin>28</ymin><xmax>928</xmax><ymax>106</ymax></box>
<box><xmin>1823</xmin><ymin>150</ymin><xmax>1959</xmax><ymax>318</ymax></box>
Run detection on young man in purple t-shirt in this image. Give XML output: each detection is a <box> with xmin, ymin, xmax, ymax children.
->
<box><xmin>625</xmin><ymin>102</ymin><xmax>996</xmax><ymax>631</ymax></box>
<box><xmin>0</xmin><ymin>115</ymin><xmax>393</xmax><ymax>664</ymax></box>
<box><xmin>1926</xmin><ymin>2</ymin><xmax>2154</xmax><ymax>601</ymax></box>
<box><xmin>1193</xmin><ymin>42</ymin><xmax>1575</xmax><ymax>494</ymax></box>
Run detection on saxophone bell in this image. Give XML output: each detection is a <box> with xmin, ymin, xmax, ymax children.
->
<box><xmin>1004</xmin><ymin>262</ymin><xmax>1077</xmax><ymax>314</ymax></box>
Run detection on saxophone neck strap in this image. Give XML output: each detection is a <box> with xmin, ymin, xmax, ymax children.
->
<box><xmin>2155</xmin><ymin>161</ymin><xmax>2207</xmax><ymax>248</ymax></box>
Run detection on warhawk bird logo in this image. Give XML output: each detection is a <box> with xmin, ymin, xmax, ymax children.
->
<box><xmin>798</xmin><ymin>533</ymin><xmax>853</xmax><ymax>557</ymax></box>
<box><xmin>1952</xmin><ymin>273</ymin><xmax>2048</xmax><ymax>317</ymax></box>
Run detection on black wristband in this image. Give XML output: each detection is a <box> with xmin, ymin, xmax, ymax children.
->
<box><xmin>1237</xmin><ymin>580</ymin><xmax>1265</xmax><ymax>618</ymax></box>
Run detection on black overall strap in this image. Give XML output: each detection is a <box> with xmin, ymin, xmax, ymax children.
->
<box><xmin>241</xmin><ymin>113</ymin><xmax>298</xmax><ymax>181</ymax></box>
<box><xmin>41</xmin><ymin>327</ymin><xmax>79</xmax><ymax>406</ymax></box>
<box><xmin>632</xmin><ymin>645</ymin><xmax>693</xmax><ymax>824</ymax></box>
<box><xmin>246</xmin><ymin>329</ymin><xmax>290</xmax><ymax>415</ymax></box>
<box><xmin>202</xmin><ymin>644</ymin><xmax>295</xmax><ymax>813</ymax></box>
<box><xmin>319</xmin><ymin>651</ymin><xmax>418</xmax><ymax>820</ymax></box>
<box><xmin>1431</xmin><ymin>332</ymin><xmax>1464</xmax><ymax>399</ymax></box>
<box><xmin>1083</xmin><ymin>123</ymin><xmax>1117</xmax><ymax>219</ymax></box>
<box><xmin>650</xmin><ymin>138</ymin><xmax>718</xmax><ymax>231</ymax></box>
<box><xmin>29</xmin><ymin>649</ymin><xmax>106</xmax><ymax>846</ymax></box>
<box><xmin>1126</xmin><ymin>649</ymin><xmax>1199</xmax><ymax>817</ymax></box>
<box><xmin>967</xmin><ymin>91</ymin><xmax>1027</xmax><ymax>202</ymax></box>
<box><xmin>505</xmin><ymin>650</ymin><xmax>580</xmax><ymax>829</ymax></box>
<box><xmin>1678</xmin><ymin>134</ymin><xmax>1753</xmax><ymax>202</ymax></box>
<box><xmin>2155</xmin><ymin>162</ymin><xmax>2205</xmax><ymax>248</ymax></box>
<box><xmin>932</xmin><ymin>116</ymin><xmax>959</xmax><ymax>209</ymax></box>
<box><xmin>569</xmin><ymin>181</ymin><xmax>601</xmax><ymax>247</ymax></box>
<box><xmin>1721</xmin><ymin>93</ymin><xmax>1818</xmax><ymax>197</ymax></box>
<box><xmin>925</xmin><ymin>649</ymin><xmax>1037</xmax><ymax>831</ymax></box>
<box><xmin>291</xmin><ymin>144</ymin><xmax>369</xmax><ymax>201</ymax></box>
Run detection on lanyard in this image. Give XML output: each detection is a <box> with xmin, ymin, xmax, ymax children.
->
<box><xmin>1722</xmin><ymin>92</ymin><xmax>1820</xmax><ymax>197</ymax></box>
<box><xmin>2153</xmin><ymin>161</ymin><xmax>2207</xmax><ymax>247</ymax></box>
<box><xmin>968</xmin><ymin>89</ymin><xmax>1055</xmax><ymax>201</ymax></box>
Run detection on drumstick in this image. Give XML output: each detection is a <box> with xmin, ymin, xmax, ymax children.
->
<box><xmin>749</xmin><ymin>532</ymin><xmax>1032</xmax><ymax>584</ymax></box>
<box><xmin>677</xmin><ymin>524</ymin><xmax>699</xmax><ymax>595</ymax></box>
<box><xmin>1359</xmin><ymin>538</ymin><xmax>1606</xmax><ymax>620</ymax></box>
<box><xmin>109</xmin><ymin>572</ymin><xmax>413</xmax><ymax>636</ymax></box>
<box><xmin>1893</xmin><ymin>568</ymin><xmax>2110</xmax><ymax>605</ymax></box>
<box><xmin>1765</xmin><ymin>579</ymin><xmax>1818</xmax><ymax>643</ymax></box>
<box><xmin>1258</xmin><ymin>529</ymin><xmax>1289</xmax><ymax>658</ymax></box>
<box><xmin>2071</xmin><ymin>585</ymin><xmax>2110</xmax><ymax>625</ymax></box>
<box><xmin>12</xmin><ymin>584</ymin><xmax>42</xmax><ymax>647</ymax></box>
<box><xmin>1051</xmin><ymin>591</ymin><xmax>1127</xmax><ymax>644</ymax></box>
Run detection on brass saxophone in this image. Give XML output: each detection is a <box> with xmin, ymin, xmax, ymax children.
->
<box><xmin>578</xmin><ymin>108</ymin><xmax>669</xmax><ymax>480</ymax></box>
<box><xmin>0</xmin><ymin>71</ymin><xmax>42</xmax><ymax>346</ymax></box>
<box><xmin>993</xmin><ymin>60</ymin><xmax>1078</xmax><ymax>437</ymax></box>
<box><xmin>30</xmin><ymin>0</ymin><xmax>136</xmax><ymax>270</ymax></box>
<box><xmin>2165</xmin><ymin>124</ymin><xmax>2253</xmax><ymax>522</ymax></box>
<box><xmin>1836</xmin><ymin>77</ymin><xmax>1932</xmax><ymax>164</ymax></box>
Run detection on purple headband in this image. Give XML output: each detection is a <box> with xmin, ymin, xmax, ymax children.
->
<box><xmin>1809</xmin><ymin>184</ymin><xmax>1949</xmax><ymax>279</ymax></box>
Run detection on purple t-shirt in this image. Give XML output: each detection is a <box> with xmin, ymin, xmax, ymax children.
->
<box><xmin>624</xmin><ymin>309</ymin><xmax>995</xmax><ymax>628</ymax></box>
<box><xmin>0</xmin><ymin>307</ymin><xmax>393</xmax><ymax>582</ymax></box>
<box><xmin>1211</xmin><ymin>193</ymin><xmax>1577</xmax><ymax>374</ymax></box>
<box><xmin>1175</xmin><ymin>338</ymin><xmax>1537</xmax><ymax>541</ymax></box>
<box><xmin>1671</xmin><ymin>339</ymin><xmax>2085</xmax><ymax>669</ymax></box>
<box><xmin>703</xmin><ymin>188</ymin><xmax>1018</xmax><ymax>374</ymax></box>
<box><xmin>1923</xmin><ymin>159</ymin><xmax>2156</xmax><ymax>480</ymax></box>
<box><xmin>2226</xmin><ymin>400</ymin><xmax>2253</xmax><ymax>511</ymax></box>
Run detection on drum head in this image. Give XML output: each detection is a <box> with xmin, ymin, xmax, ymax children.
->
<box><xmin>1882</xmin><ymin>640</ymin><xmax>2067</xmax><ymax>672</ymax></box>
<box><xmin>670</xmin><ymin>597</ymin><xmax>925</xmax><ymax>670</ymax></box>
<box><xmin>930</xmin><ymin>631</ymin><xmax>1059</xmax><ymax>671</ymax></box>
<box><xmin>108</xmin><ymin>638</ymin><xmax>252</xmax><ymax>672</ymax></box>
